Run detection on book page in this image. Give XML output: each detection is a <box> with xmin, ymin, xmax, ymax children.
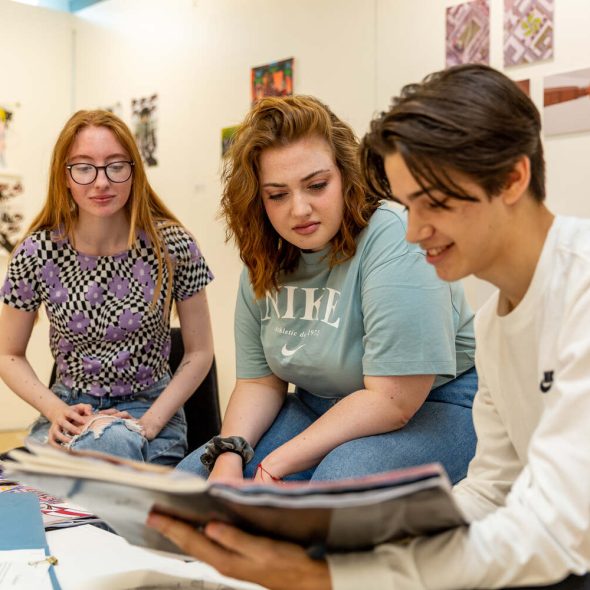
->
<box><xmin>3</xmin><ymin>441</ymin><xmax>465</xmax><ymax>553</ymax></box>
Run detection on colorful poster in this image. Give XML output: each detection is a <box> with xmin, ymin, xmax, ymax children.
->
<box><xmin>251</xmin><ymin>58</ymin><xmax>294</xmax><ymax>106</ymax></box>
<box><xmin>504</xmin><ymin>0</ymin><xmax>554</xmax><ymax>67</ymax></box>
<box><xmin>0</xmin><ymin>105</ymin><xmax>15</xmax><ymax>169</ymax></box>
<box><xmin>131</xmin><ymin>94</ymin><xmax>158</xmax><ymax>167</ymax></box>
<box><xmin>543</xmin><ymin>68</ymin><xmax>590</xmax><ymax>137</ymax></box>
<box><xmin>221</xmin><ymin>125</ymin><xmax>239</xmax><ymax>157</ymax></box>
<box><xmin>446</xmin><ymin>0</ymin><xmax>490</xmax><ymax>67</ymax></box>
<box><xmin>0</xmin><ymin>172</ymin><xmax>24</xmax><ymax>255</ymax></box>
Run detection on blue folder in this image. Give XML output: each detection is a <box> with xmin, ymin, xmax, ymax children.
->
<box><xmin>0</xmin><ymin>492</ymin><xmax>61</xmax><ymax>589</ymax></box>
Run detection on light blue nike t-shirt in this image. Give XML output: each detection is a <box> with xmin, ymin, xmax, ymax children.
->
<box><xmin>235</xmin><ymin>204</ymin><xmax>475</xmax><ymax>398</ymax></box>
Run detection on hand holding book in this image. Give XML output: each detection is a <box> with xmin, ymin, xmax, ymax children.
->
<box><xmin>146</xmin><ymin>514</ymin><xmax>332</xmax><ymax>590</ymax></box>
<box><xmin>1</xmin><ymin>441</ymin><xmax>466</xmax><ymax>556</ymax></box>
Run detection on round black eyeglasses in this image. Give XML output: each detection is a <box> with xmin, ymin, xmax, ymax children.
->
<box><xmin>66</xmin><ymin>161</ymin><xmax>135</xmax><ymax>185</ymax></box>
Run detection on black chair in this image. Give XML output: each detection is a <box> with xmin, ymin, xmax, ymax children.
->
<box><xmin>501</xmin><ymin>574</ymin><xmax>590</xmax><ymax>589</ymax></box>
<box><xmin>47</xmin><ymin>327</ymin><xmax>222</xmax><ymax>456</ymax></box>
<box><xmin>168</xmin><ymin>327</ymin><xmax>222</xmax><ymax>454</ymax></box>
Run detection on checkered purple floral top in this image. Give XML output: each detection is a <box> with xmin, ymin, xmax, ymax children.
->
<box><xmin>0</xmin><ymin>225</ymin><xmax>213</xmax><ymax>396</ymax></box>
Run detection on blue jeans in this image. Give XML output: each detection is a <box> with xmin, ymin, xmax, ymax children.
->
<box><xmin>28</xmin><ymin>376</ymin><xmax>187</xmax><ymax>465</ymax></box>
<box><xmin>177</xmin><ymin>367</ymin><xmax>477</xmax><ymax>483</ymax></box>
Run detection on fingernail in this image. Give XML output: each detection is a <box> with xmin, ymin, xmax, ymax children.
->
<box><xmin>146</xmin><ymin>513</ymin><xmax>161</xmax><ymax>528</ymax></box>
<box><xmin>204</xmin><ymin>522</ymin><xmax>223</xmax><ymax>538</ymax></box>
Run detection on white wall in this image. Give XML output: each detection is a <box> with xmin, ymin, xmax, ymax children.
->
<box><xmin>0</xmin><ymin>0</ymin><xmax>73</xmax><ymax>430</ymax></box>
<box><xmin>1</xmin><ymin>0</ymin><xmax>590</xmax><ymax>428</ymax></box>
<box><xmin>376</xmin><ymin>0</ymin><xmax>590</xmax><ymax>308</ymax></box>
<box><xmin>72</xmin><ymin>0</ymin><xmax>378</xmax><ymax>412</ymax></box>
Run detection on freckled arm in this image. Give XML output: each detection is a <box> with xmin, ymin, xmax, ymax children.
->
<box><xmin>0</xmin><ymin>304</ymin><xmax>93</xmax><ymax>445</ymax></box>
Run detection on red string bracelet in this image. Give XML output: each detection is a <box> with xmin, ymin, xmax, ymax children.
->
<box><xmin>257</xmin><ymin>462</ymin><xmax>282</xmax><ymax>483</ymax></box>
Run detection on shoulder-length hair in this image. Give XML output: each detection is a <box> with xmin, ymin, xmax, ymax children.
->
<box><xmin>221</xmin><ymin>95</ymin><xmax>379</xmax><ymax>299</ymax></box>
<box><xmin>361</xmin><ymin>64</ymin><xmax>545</xmax><ymax>207</ymax></box>
<box><xmin>26</xmin><ymin>109</ymin><xmax>182</xmax><ymax>319</ymax></box>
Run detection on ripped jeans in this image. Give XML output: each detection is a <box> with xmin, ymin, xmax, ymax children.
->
<box><xmin>28</xmin><ymin>376</ymin><xmax>187</xmax><ymax>466</ymax></box>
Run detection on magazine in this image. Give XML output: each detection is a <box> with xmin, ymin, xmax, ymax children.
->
<box><xmin>0</xmin><ymin>473</ymin><xmax>103</xmax><ymax>530</ymax></box>
<box><xmin>1</xmin><ymin>442</ymin><xmax>466</xmax><ymax>555</ymax></box>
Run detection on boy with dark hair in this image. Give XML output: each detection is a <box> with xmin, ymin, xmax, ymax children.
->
<box><xmin>148</xmin><ymin>64</ymin><xmax>590</xmax><ymax>590</ymax></box>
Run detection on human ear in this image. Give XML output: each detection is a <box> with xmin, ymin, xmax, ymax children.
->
<box><xmin>502</xmin><ymin>156</ymin><xmax>531</xmax><ymax>206</ymax></box>
<box><xmin>65</xmin><ymin>167</ymin><xmax>73</xmax><ymax>191</ymax></box>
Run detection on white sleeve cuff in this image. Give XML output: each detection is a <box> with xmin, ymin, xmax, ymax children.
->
<box><xmin>328</xmin><ymin>550</ymin><xmax>395</xmax><ymax>590</ymax></box>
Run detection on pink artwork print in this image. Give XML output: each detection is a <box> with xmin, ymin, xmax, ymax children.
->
<box><xmin>446</xmin><ymin>0</ymin><xmax>490</xmax><ymax>67</ymax></box>
<box><xmin>504</xmin><ymin>0</ymin><xmax>554</xmax><ymax>67</ymax></box>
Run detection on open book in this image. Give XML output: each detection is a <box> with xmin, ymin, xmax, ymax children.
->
<box><xmin>1</xmin><ymin>442</ymin><xmax>466</xmax><ymax>555</ymax></box>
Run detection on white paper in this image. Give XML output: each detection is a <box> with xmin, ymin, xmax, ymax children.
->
<box><xmin>0</xmin><ymin>549</ymin><xmax>53</xmax><ymax>589</ymax></box>
<box><xmin>47</xmin><ymin>525</ymin><xmax>266</xmax><ymax>590</ymax></box>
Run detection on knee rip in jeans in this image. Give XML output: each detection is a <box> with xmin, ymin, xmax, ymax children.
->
<box><xmin>66</xmin><ymin>415</ymin><xmax>143</xmax><ymax>448</ymax></box>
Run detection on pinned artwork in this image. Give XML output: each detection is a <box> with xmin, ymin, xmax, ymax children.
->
<box><xmin>544</xmin><ymin>68</ymin><xmax>590</xmax><ymax>137</ymax></box>
<box><xmin>446</xmin><ymin>0</ymin><xmax>490</xmax><ymax>67</ymax></box>
<box><xmin>251</xmin><ymin>58</ymin><xmax>294</xmax><ymax>106</ymax></box>
<box><xmin>221</xmin><ymin>125</ymin><xmax>239</xmax><ymax>157</ymax></box>
<box><xmin>0</xmin><ymin>172</ymin><xmax>24</xmax><ymax>254</ymax></box>
<box><xmin>504</xmin><ymin>0</ymin><xmax>554</xmax><ymax>67</ymax></box>
<box><xmin>131</xmin><ymin>94</ymin><xmax>158</xmax><ymax>167</ymax></box>
<box><xmin>515</xmin><ymin>79</ymin><xmax>531</xmax><ymax>96</ymax></box>
<box><xmin>0</xmin><ymin>105</ymin><xmax>15</xmax><ymax>169</ymax></box>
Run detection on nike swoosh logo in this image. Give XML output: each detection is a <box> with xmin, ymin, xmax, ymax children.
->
<box><xmin>539</xmin><ymin>370</ymin><xmax>554</xmax><ymax>393</ymax></box>
<box><xmin>281</xmin><ymin>343</ymin><xmax>305</xmax><ymax>357</ymax></box>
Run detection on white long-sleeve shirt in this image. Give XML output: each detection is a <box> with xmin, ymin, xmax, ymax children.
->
<box><xmin>328</xmin><ymin>216</ymin><xmax>590</xmax><ymax>589</ymax></box>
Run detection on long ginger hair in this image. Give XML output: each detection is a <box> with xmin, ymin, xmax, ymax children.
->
<box><xmin>25</xmin><ymin>109</ymin><xmax>182</xmax><ymax>319</ymax></box>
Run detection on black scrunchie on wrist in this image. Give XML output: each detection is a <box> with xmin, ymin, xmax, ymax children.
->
<box><xmin>200</xmin><ymin>435</ymin><xmax>254</xmax><ymax>472</ymax></box>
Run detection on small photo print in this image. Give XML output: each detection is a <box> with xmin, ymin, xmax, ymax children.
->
<box><xmin>251</xmin><ymin>58</ymin><xmax>294</xmax><ymax>106</ymax></box>
<box><xmin>544</xmin><ymin>68</ymin><xmax>590</xmax><ymax>137</ymax></box>
<box><xmin>131</xmin><ymin>94</ymin><xmax>158</xmax><ymax>167</ymax></box>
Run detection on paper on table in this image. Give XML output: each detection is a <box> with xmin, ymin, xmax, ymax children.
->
<box><xmin>1</xmin><ymin>476</ymin><xmax>102</xmax><ymax>530</ymax></box>
<box><xmin>47</xmin><ymin>524</ymin><xmax>266</xmax><ymax>590</ymax></box>
<box><xmin>0</xmin><ymin>549</ymin><xmax>53</xmax><ymax>590</ymax></box>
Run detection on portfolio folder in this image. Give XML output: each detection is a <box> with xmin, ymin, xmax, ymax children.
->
<box><xmin>0</xmin><ymin>492</ymin><xmax>61</xmax><ymax>589</ymax></box>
